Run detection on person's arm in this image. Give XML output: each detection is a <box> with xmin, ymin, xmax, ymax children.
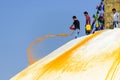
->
<box><xmin>71</xmin><ymin>21</ymin><xmax>75</xmax><ymax>27</ymax></box>
<box><xmin>71</xmin><ymin>24</ymin><xmax>74</xmax><ymax>27</ymax></box>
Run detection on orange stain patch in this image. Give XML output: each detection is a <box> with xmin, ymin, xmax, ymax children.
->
<box><xmin>34</xmin><ymin>31</ymin><xmax>102</xmax><ymax>79</ymax></box>
<box><xmin>11</xmin><ymin>29</ymin><xmax>120</xmax><ymax>80</ymax></box>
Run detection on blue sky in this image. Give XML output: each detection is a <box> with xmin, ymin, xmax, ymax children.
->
<box><xmin>0</xmin><ymin>0</ymin><xmax>100</xmax><ymax>80</ymax></box>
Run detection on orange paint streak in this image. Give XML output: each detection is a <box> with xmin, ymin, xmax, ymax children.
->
<box><xmin>27</xmin><ymin>32</ymin><xmax>74</xmax><ymax>65</ymax></box>
<box><xmin>105</xmin><ymin>48</ymin><xmax>120</xmax><ymax>80</ymax></box>
<box><xmin>11</xmin><ymin>30</ymin><xmax>120</xmax><ymax>80</ymax></box>
<box><xmin>34</xmin><ymin>31</ymin><xmax>102</xmax><ymax>79</ymax></box>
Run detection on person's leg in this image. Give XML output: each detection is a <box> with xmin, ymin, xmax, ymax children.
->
<box><xmin>75</xmin><ymin>29</ymin><xmax>77</xmax><ymax>39</ymax></box>
<box><xmin>75</xmin><ymin>29</ymin><xmax>80</xmax><ymax>38</ymax></box>
<box><xmin>113</xmin><ymin>21</ymin><xmax>118</xmax><ymax>28</ymax></box>
<box><xmin>116</xmin><ymin>21</ymin><xmax>119</xmax><ymax>28</ymax></box>
<box><xmin>88</xmin><ymin>31</ymin><xmax>91</xmax><ymax>34</ymax></box>
<box><xmin>85</xmin><ymin>29</ymin><xmax>89</xmax><ymax>35</ymax></box>
<box><xmin>85</xmin><ymin>29</ymin><xmax>87</xmax><ymax>35</ymax></box>
<box><xmin>86</xmin><ymin>31</ymin><xmax>91</xmax><ymax>35</ymax></box>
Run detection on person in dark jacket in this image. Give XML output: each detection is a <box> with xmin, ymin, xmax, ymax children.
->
<box><xmin>71</xmin><ymin>16</ymin><xmax>80</xmax><ymax>39</ymax></box>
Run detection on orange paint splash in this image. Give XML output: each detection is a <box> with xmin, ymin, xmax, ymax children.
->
<box><xmin>27</xmin><ymin>31</ymin><xmax>74</xmax><ymax>65</ymax></box>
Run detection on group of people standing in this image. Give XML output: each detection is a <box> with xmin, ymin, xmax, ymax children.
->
<box><xmin>70</xmin><ymin>0</ymin><xmax>119</xmax><ymax>39</ymax></box>
<box><xmin>70</xmin><ymin>12</ymin><xmax>91</xmax><ymax>39</ymax></box>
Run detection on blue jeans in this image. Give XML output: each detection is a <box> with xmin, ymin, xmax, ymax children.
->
<box><xmin>74</xmin><ymin>29</ymin><xmax>80</xmax><ymax>38</ymax></box>
<box><xmin>113</xmin><ymin>21</ymin><xmax>119</xmax><ymax>28</ymax></box>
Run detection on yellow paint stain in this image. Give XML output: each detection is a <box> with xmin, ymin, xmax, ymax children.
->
<box><xmin>11</xmin><ymin>29</ymin><xmax>120</xmax><ymax>80</ymax></box>
<box><xmin>34</xmin><ymin>31</ymin><xmax>102</xmax><ymax>80</ymax></box>
<box><xmin>14</xmin><ymin>31</ymin><xmax>101</xmax><ymax>80</ymax></box>
<box><xmin>105</xmin><ymin>48</ymin><xmax>120</xmax><ymax>80</ymax></box>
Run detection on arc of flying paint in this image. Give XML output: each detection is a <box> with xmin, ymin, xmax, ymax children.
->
<box><xmin>27</xmin><ymin>31</ymin><xmax>74</xmax><ymax>65</ymax></box>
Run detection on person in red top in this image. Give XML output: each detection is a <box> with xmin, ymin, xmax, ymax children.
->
<box><xmin>84</xmin><ymin>11</ymin><xmax>91</xmax><ymax>35</ymax></box>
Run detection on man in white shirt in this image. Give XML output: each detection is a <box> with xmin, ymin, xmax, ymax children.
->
<box><xmin>112</xmin><ymin>8</ymin><xmax>119</xmax><ymax>28</ymax></box>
